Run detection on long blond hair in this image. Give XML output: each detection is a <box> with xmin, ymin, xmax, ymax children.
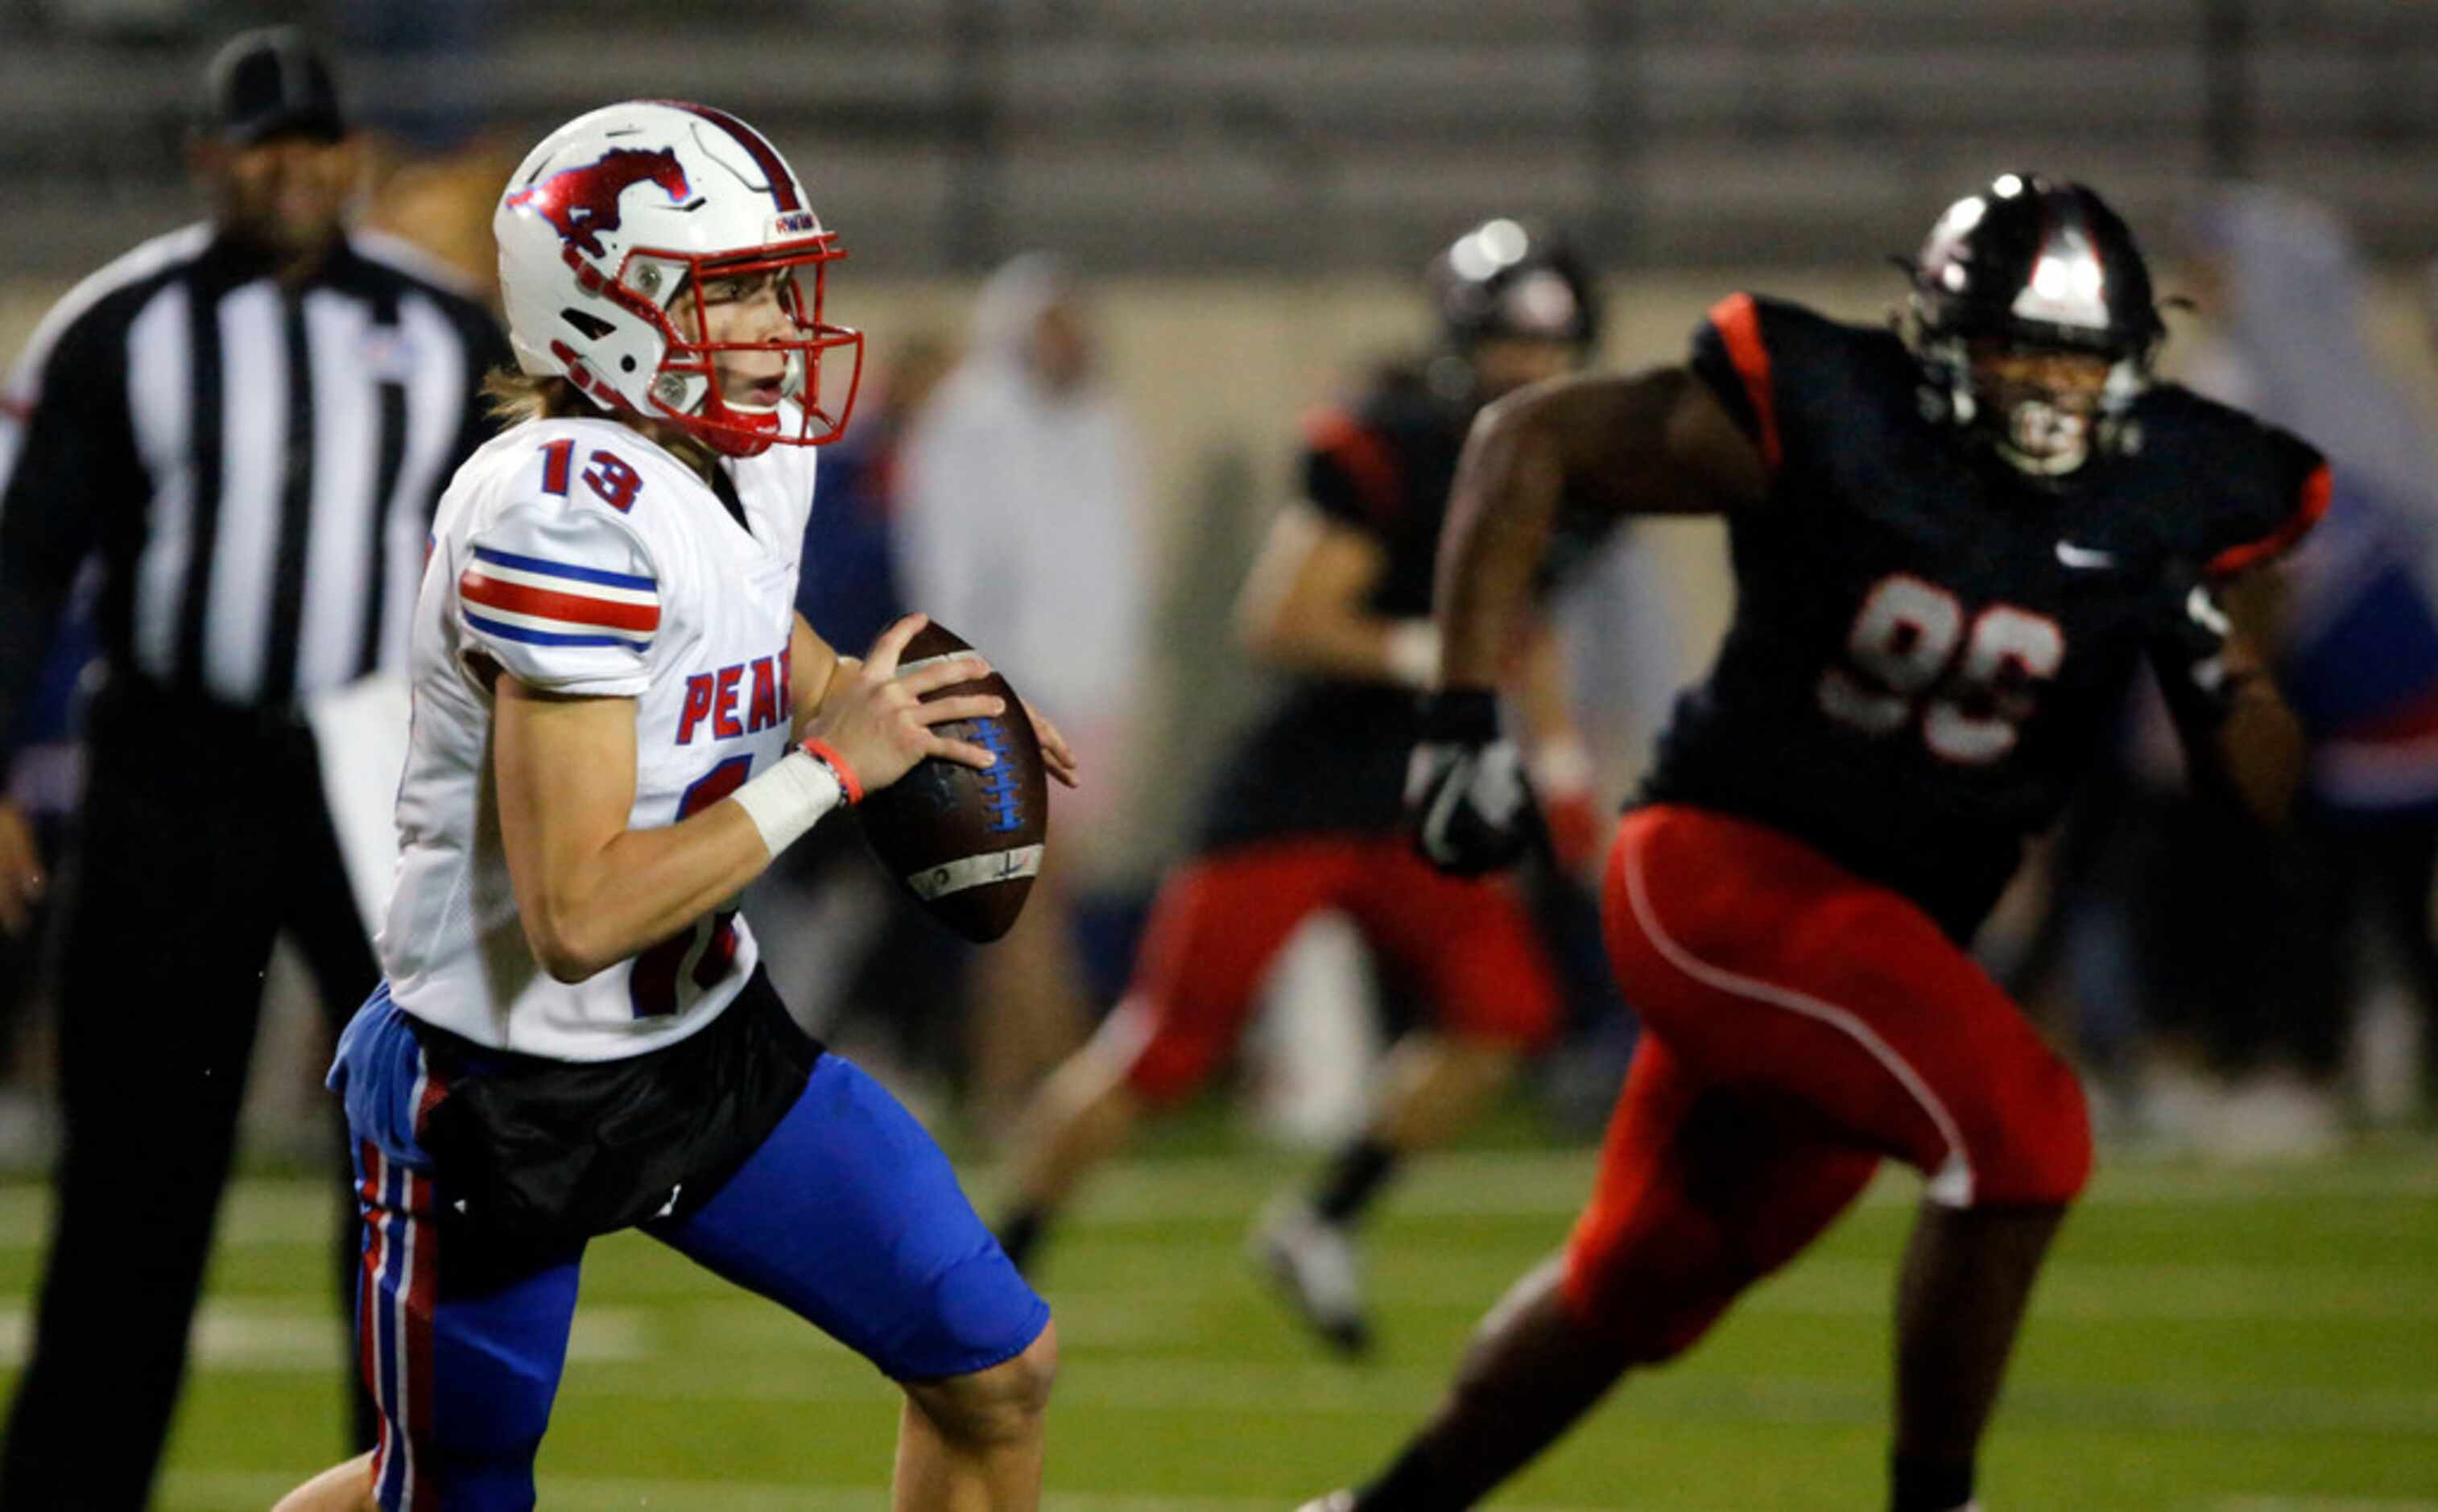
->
<box><xmin>479</xmin><ymin>369</ymin><xmax>585</xmax><ymax>426</ymax></box>
<box><xmin>481</xmin><ymin>368</ymin><xmax>719</xmax><ymax>480</ymax></box>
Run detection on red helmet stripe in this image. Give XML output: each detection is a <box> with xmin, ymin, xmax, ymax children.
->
<box><xmin>658</xmin><ymin>101</ymin><xmax>801</xmax><ymax>213</ymax></box>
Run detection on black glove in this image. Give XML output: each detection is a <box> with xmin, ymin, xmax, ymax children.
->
<box><xmin>1405</xmin><ymin>689</ymin><xmax>1542</xmax><ymax>875</ymax></box>
<box><xmin>2149</xmin><ymin>560</ymin><xmax>2242</xmax><ymax>731</ymax></box>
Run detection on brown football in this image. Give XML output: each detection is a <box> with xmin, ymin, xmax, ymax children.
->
<box><xmin>854</xmin><ymin>621</ymin><xmax>1048</xmax><ymax>943</ymax></box>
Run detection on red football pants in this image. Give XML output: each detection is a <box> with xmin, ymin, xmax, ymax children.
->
<box><xmin>1104</xmin><ymin>837</ymin><xmax>1562</xmax><ymax>1105</ymax></box>
<box><xmin>1562</xmin><ymin>805</ymin><xmax>2090</xmax><ymax>1360</ymax></box>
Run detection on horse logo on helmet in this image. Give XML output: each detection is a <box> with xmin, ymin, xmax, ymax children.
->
<box><xmin>506</xmin><ymin>147</ymin><xmax>692</xmax><ymax>260</ymax></box>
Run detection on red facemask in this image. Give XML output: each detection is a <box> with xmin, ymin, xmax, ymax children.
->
<box><xmin>554</xmin><ymin>233</ymin><xmax>866</xmax><ymax>456</ymax></box>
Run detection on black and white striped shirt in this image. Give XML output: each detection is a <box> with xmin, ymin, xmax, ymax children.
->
<box><xmin>0</xmin><ymin>223</ymin><xmax>510</xmax><ymax>747</ymax></box>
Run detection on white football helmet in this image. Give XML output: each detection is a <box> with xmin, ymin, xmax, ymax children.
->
<box><xmin>494</xmin><ymin>100</ymin><xmax>864</xmax><ymax>456</ymax></box>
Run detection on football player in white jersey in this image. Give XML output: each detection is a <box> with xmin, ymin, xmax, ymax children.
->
<box><xmin>276</xmin><ymin>101</ymin><xmax>1074</xmax><ymax>1512</ymax></box>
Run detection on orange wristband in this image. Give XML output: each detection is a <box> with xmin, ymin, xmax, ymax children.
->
<box><xmin>798</xmin><ymin>737</ymin><xmax>863</xmax><ymax>806</ymax></box>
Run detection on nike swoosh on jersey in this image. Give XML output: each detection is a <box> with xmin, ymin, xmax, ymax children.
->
<box><xmin>2055</xmin><ymin>541</ymin><xmax>2118</xmax><ymax>570</ymax></box>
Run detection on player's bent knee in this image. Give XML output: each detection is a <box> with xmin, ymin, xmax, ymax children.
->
<box><xmin>907</xmin><ymin>1320</ymin><xmax>1057</xmax><ymax>1448</ymax></box>
<box><xmin>1559</xmin><ymin>1221</ymin><xmax>1746</xmax><ymax>1367</ymax></box>
<box><xmin>1964</xmin><ymin>1056</ymin><xmax>2093</xmax><ymax>1208</ymax></box>
<box><xmin>1566</xmin><ymin>1266</ymin><xmax>1739</xmax><ymax>1366</ymax></box>
<box><xmin>1556</xmin><ymin>1252</ymin><xmax>1733</xmax><ymax>1366</ymax></box>
<box><xmin>999</xmin><ymin>1318</ymin><xmax>1059</xmax><ymax>1416</ymax></box>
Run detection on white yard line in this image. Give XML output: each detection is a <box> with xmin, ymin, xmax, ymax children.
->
<box><xmin>1050</xmin><ymin>1153</ymin><xmax>2438</xmax><ymax>1226</ymax></box>
<box><xmin>1028</xmin><ymin>1257</ymin><xmax>2438</xmax><ymax>1324</ymax></box>
<box><xmin>51</xmin><ymin>1320</ymin><xmax>2437</xmax><ymax>1440</ymax></box>
<box><xmin>3</xmin><ymin>1152</ymin><xmax>2432</xmax><ymax>1249</ymax></box>
<box><xmin>153</xmin><ymin>1472</ymin><xmax>2438</xmax><ymax>1512</ymax></box>
<box><xmin>5</xmin><ymin>1247</ymin><xmax>2430</xmax><ymax>1379</ymax></box>
<box><xmin>160</xmin><ymin>1473</ymin><xmax>1614</xmax><ymax>1512</ymax></box>
<box><xmin>519</xmin><ymin>1356</ymin><xmax>2438</xmax><ymax>1440</ymax></box>
<box><xmin>0</xmin><ymin>1304</ymin><xmax>647</xmax><ymax>1369</ymax></box>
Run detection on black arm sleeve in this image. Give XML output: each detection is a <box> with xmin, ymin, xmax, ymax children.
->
<box><xmin>0</xmin><ymin>312</ymin><xmax>130</xmax><ymax>762</ymax></box>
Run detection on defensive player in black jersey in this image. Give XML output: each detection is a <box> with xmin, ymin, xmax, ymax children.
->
<box><xmin>994</xmin><ymin>222</ymin><xmax>1601</xmax><ymax>1350</ymax></box>
<box><xmin>1314</xmin><ymin>176</ymin><xmax>2327</xmax><ymax>1511</ymax></box>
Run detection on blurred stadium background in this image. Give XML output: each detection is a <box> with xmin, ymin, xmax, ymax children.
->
<box><xmin>2</xmin><ymin>1</ymin><xmax>2435</xmax><ymax>1507</ymax></box>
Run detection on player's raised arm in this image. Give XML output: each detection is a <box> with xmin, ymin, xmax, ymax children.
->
<box><xmin>1409</xmin><ymin>367</ymin><xmax>1765</xmax><ymax>874</ymax></box>
<box><xmin>1233</xmin><ymin>503</ymin><xmax>1442</xmax><ymax>688</ymax></box>
<box><xmin>1435</xmin><ymin>367</ymin><xmax>1766</xmax><ymax>691</ymax></box>
<box><xmin>2148</xmin><ymin>433</ymin><xmax>2329</xmax><ymax>828</ymax></box>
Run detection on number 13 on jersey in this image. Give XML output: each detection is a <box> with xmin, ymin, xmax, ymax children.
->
<box><xmin>1818</xmin><ymin>574</ymin><xmax>2064</xmax><ymax>764</ymax></box>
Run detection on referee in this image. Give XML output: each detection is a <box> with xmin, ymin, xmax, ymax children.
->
<box><xmin>0</xmin><ymin>29</ymin><xmax>510</xmax><ymax>1507</ymax></box>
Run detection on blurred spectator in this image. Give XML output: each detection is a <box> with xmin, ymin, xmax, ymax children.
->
<box><xmin>751</xmin><ymin>334</ymin><xmax>969</xmax><ymax>1093</ymax></box>
<box><xmin>989</xmin><ymin>221</ymin><xmax>1601</xmax><ymax>1357</ymax></box>
<box><xmin>2182</xmin><ymin>184</ymin><xmax>2438</xmax><ymax>1126</ymax></box>
<box><xmin>801</xmin><ymin>333</ymin><xmax>957</xmax><ymax>655</ymax></box>
<box><xmin>341</xmin><ymin>0</ymin><xmax>513</xmax><ymax>300</ymax></box>
<box><xmin>337</xmin><ymin>0</ymin><xmax>490</xmax><ymax>156</ymax></box>
<box><xmin>896</xmin><ymin>254</ymin><xmax>1150</xmax><ymax>1133</ymax></box>
<box><xmin>2034</xmin><ymin>185</ymin><xmax>2438</xmax><ymax>1151</ymax></box>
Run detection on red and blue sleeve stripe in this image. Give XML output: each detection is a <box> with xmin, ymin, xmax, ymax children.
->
<box><xmin>460</xmin><ymin>545</ymin><xmax>659</xmax><ymax>651</ymax></box>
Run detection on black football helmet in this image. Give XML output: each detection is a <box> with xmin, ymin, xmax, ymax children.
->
<box><xmin>1905</xmin><ymin>174</ymin><xmax>2165</xmax><ymax>476</ymax></box>
<box><xmin>1428</xmin><ymin>217</ymin><xmax>1601</xmax><ymax>350</ymax></box>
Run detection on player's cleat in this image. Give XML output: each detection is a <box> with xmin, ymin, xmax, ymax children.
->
<box><xmin>1295</xmin><ymin>1493</ymin><xmax>1357</xmax><ymax>1512</ymax></box>
<box><xmin>1251</xmin><ymin>1198</ymin><xmax>1373</xmax><ymax>1357</ymax></box>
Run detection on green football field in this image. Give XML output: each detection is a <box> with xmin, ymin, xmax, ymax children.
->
<box><xmin>4</xmin><ymin>1131</ymin><xmax>2434</xmax><ymax>1510</ymax></box>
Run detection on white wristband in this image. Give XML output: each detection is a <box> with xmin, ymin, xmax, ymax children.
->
<box><xmin>729</xmin><ymin>749</ymin><xmax>845</xmax><ymax>857</ymax></box>
<box><xmin>1383</xmin><ymin>620</ymin><xmax>1443</xmax><ymax>690</ymax></box>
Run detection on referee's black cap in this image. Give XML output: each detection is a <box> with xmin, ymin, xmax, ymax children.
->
<box><xmin>201</xmin><ymin>27</ymin><xmax>348</xmax><ymax>146</ymax></box>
